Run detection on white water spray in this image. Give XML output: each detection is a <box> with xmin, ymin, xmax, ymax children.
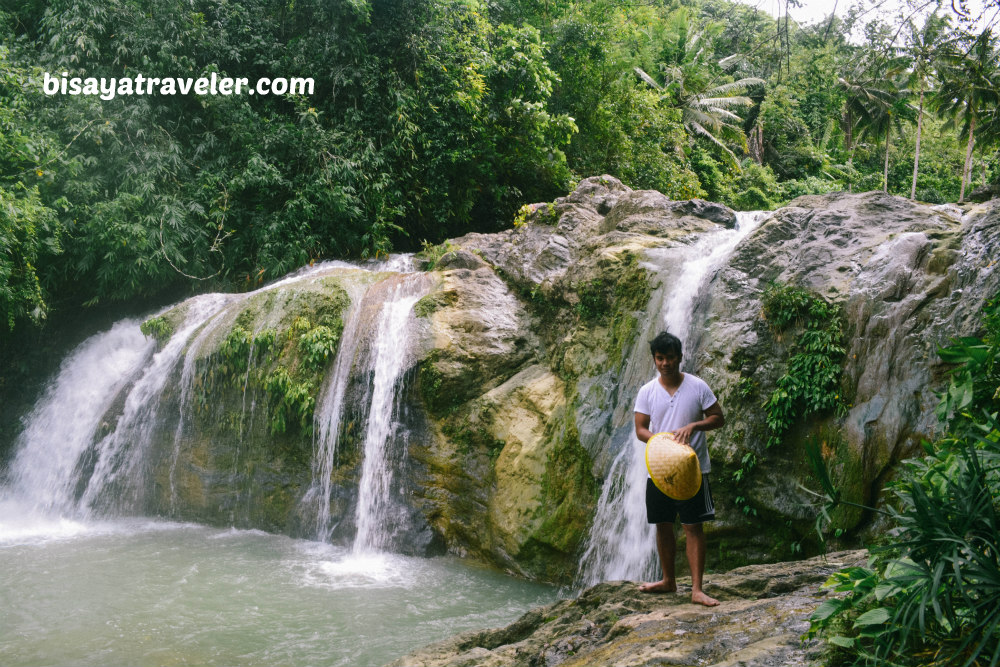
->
<box><xmin>576</xmin><ymin>211</ymin><xmax>768</xmax><ymax>586</ymax></box>
<box><xmin>2</xmin><ymin>321</ymin><xmax>153</xmax><ymax>516</ymax></box>
<box><xmin>352</xmin><ymin>280</ymin><xmax>427</xmax><ymax>553</ymax></box>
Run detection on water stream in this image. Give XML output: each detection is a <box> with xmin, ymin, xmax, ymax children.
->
<box><xmin>0</xmin><ymin>256</ymin><xmax>550</xmax><ymax>667</ymax></box>
<box><xmin>576</xmin><ymin>212</ymin><xmax>768</xmax><ymax>586</ymax></box>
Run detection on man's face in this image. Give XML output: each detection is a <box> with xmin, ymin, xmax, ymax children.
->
<box><xmin>653</xmin><ymin>351</ymin><xmax>681</xmax><ymax>377</ymax></box>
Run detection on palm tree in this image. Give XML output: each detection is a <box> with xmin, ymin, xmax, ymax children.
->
<box><xmin>634</xmin><ymin>9</ymin><xmax>764</xmax><ymax>169</ymax></box>
<box><xmin>838</xmin><ymin>45</ymin><xmax>913</xmax><ymax>194</ymax></box>
<box><xmin>904</xmin><ymin>13</ymin><xmax>952</xmax><ymax>200</ymax></box>
<box><xmin>935</xmin><ymin>29</ymin><xmax>1000</xmax><ymax>203</ymax></box>
<box><xmin>837</xmin><ymin>67</ymin><xmax>896</xmax><ymax>190</ymax></box>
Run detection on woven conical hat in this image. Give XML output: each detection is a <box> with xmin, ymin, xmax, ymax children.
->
<box><xmin>645</xmin><ymin>432</ymin><xmax>702</xmax><ymax>500</ymax></box>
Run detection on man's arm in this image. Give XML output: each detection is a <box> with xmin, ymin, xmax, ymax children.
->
<box><xmin>634</xmin><ymin>412</ymin><xmax>654</xmax><ymax>443</ymax></box>
<box><xmin>672</xmin><ymin>401</ymin><xmax>725</xmax><ymax>445</ymax></box>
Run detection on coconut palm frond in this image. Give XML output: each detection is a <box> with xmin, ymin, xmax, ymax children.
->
<box><xmin>695</xmin><ymin>96</ymin><xmax>754</xmax><ymax>110</ymax></box>
<box><xmin>634</xmin><ymin>67</ymin><xmax>663</xmax><ymax>91</ymax></box>
<box><xmin>689</xmin><ymin>120</ymin><xmax>742</xmax><ymax>168</ymax></box>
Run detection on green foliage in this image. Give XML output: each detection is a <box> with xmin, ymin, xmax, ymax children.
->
<box><xmin>761</xmin><ymin>283</ymin><xmax>846</xmax><ymax>450</ymax></box>
<box><xmin>543</xmin><ymin>6</ymin><xmax>703</xmax><ymax>198</ymax></box>
<box><xmin>417</xmin><ymin>240</ymin><xmax>460</xmax><ymax>270</ymax></box>
<box><xmin>139</xmin><ymin>315</ymin><xmax>173</xmax><ymax>344</ymax></box>
<box><xmin>757</xmin><ymin>86</ymin><xmax>827</xmax><ymax>180</ymax></box>
<box><xmin>264</xmin><ymin>366</ymin><xmax>315</xmax><ymax>435</ymax></box>
<box><xmin>0</xmin><ymin>45</ymin><xmax>63</xmax><ymax>331</ymax></box>
<box><xmin>936</xmin><ymin>295</ymin><xmax>1000</xmax><ymax>428</ymax></box>
<box><xmin>298</xmin><ymin>325</ymin><xmax>339</xmax><ymax>372</ymax></box>
<box><xmin>1</xmin><ymin>0</ymin><xmax>997</xmax><ymax>341</ymax></box>
<box><xmin>807</xmin><ymin>290</ymin><xmax>1000</xmax><ymax>667</ymax></box>
<box><xmin>0</xmin><ymin>185</ymin><xmax>59</xmax><ymax>330</ymax></box>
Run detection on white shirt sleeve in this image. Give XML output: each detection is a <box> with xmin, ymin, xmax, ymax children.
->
<box><xmin>701</xmin><ymin>381</ymin><xmax>718</xmax><ymax>411</ymax></box>
<box><xmin>634</xmin><ymin>383</ymin><xmax>651</xmax><ymax>415</ymax></box>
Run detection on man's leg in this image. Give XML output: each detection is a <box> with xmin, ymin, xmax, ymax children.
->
<box><xmin>640</xmin><ymin>522</ymin><xmax>677</xmax><ymax>593</ymax></box>
<box><xmin>682</xmin><ymin>522</ymin><xmax>718</xmax><ymax>606</ymax></box>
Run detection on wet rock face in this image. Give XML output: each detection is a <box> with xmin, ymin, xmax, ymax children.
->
<box><xmin>693</xmin><ymin>193</ymin><xmax>1000</xmax><ymax>549</ymax></box>
<box><xmin>389</xmin><ymin>550</ymin><xmax>868</xmax><ymax>667</ymax></box>
<box><xmin>411</xmin><ymin>176</ymin><xmax>736</xmax><ymax>581</ymax></box>
<box><xmin>415</xmin><ymin>182</ymin><xmax>1000</xmax><ymax>578</ymax></box>
<box><xmin>129</xmin><ymin>174</ymin><xmax>999</xmax><ymax>583</ymax></box>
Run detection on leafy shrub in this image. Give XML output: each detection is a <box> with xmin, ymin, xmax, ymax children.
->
<box><xmin>761</xmin><ymin>283</ymin><xmax>846</xmax><ymax>449</ymax></box>
<box><xmin>807</xmin><ymin>292</ymin><xmax>1000</xmax><ymax>667</ymax></box>
<box><xmin>140</xmin><ymin>315</ymin><xmax>173</xmax><ymax>343</ymax></box>
<box><xmin>299</xmin><ymin>325</ymin><xmax>339</xmax><ymax>372</ymax></box>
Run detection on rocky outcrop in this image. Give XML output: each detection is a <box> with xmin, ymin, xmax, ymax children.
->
<box><xmin>81</xmin><ymin>175</ymin><xmax>999</xmax><ymax>584</ymax></box>
<box><xmin>409</xmin><ymin>176</ymin><xmax>741</xmax><ymax>581</ymax></box>
<box><xmin>411</xmin><ymin>180</ymin><xmax>1000</xmax><ymax>575</ymax></box>
<box><xmin>389</xmin><ymin>550</ymin><xmax>868</xmax><ymax>667</ymax></box>
<box><xmin>691</xmin><ymin>193</ymin><xmax>1000</xmax><ymax>548</ymax></box>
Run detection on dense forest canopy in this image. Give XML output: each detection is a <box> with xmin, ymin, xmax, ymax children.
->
<box><xmin>1</xmin><ymin>0</ymin><xmax>998</xmax><ymax>336</ymax></box>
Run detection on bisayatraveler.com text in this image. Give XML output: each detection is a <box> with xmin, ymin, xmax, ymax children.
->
<box><xmin>43</xmin><ymin>72</ymin><xmax>315</xmax><ymax>100</ymax></box>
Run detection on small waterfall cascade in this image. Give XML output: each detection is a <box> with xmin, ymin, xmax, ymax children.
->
<box><xmin>1</xmin><ymin>294</ymin><xmax>235</xmax><ymax>519</ymax></box>
<box><xmin>576</xmin><ymin>211</ymin><xmax>768</xmax><ymax>586</ymax></box>
<box><xmin>305</xmin><ymin>271</ymin><xmax>432</xmax><ymax>549</ymax></box>
<box><xmin>352</xmin><ymin>276</ymin><xmax>430</xmax><ymax>553</ymax></box>
<box><xmin>306</xmin><ymin>281</ymin><xmax>376</xmax><ymax>541</ymax></box>
<box><xmin>0</xmin><ymin>256</ymin><xmax>427</xmax><ymax>542</ymax></box>
<box><xmin>2</xmin><ymin>320</ymin><xmax>154</xmax><ymax>516</ymax></box>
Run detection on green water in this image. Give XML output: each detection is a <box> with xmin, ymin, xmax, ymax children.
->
<box><xmin>0</xmin><ymin>518</ymin><xmax>557</xmax><ymax>666</ymax></box>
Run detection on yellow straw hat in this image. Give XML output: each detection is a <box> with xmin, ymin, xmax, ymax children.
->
<box><xmin>645</xmin><ymin>432</ymin><xmax>702</xmax><ymax>500</ymax></box>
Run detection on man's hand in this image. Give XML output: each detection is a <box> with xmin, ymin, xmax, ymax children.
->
<box><xmin>673</xmin><ymin>423</ymin><xmax>697</xmax><ymax>444</ymax></box>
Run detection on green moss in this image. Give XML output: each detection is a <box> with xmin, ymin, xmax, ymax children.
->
<box><xmin>414</xmin><ymin>289</ymin><xmax>459</xmax><ymax>318</ymax></box>
<box><xmin>417</xmin><ymin>351</ymin><xmax>449</xmax><ymax>415</ymax></box>
<box><xmin>441</xmin><ymin>416</ymin><xmax>505</xmax><ymax>460</ymax></box>
<box><xmin>527</xmin><ymin>413</ymin><xmax>599</xmax><ymax>569</ymax></box>
<box><xmin>605</xmin><ymin>252</ymin><xmax>652</xmax><ymax>366</ymax></box>
<box><xmin>196</xmin><ymin>279</ymin><xmax>351</xmax><ymax>439</ymax></box>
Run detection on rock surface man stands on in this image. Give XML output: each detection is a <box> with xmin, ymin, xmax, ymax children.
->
<box><xmin>633</xmin><ymin>331</ymin><xmax>726</xmax><ymax>606</ymax></box>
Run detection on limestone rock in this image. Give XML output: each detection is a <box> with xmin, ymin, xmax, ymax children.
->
<box><xmin>388</xmin><ymin>550</ymin><xmax>868</xmax><ymax>667</ymax></box>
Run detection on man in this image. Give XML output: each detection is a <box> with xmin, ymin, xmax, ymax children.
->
<box><xmin>634</xmin><ymin>331</ymin><xmax>725</xmax><ymax>607</ymax></box>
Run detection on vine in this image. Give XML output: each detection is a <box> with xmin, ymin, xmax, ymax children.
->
<box><xmin>731</xmin><ymin>282</ymin><xmax>847</xmax><ymax>515</ymax></box>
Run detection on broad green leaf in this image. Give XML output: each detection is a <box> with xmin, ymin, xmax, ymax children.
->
<box><xmin>854</xmin><ymin>607</ymin><xmax>891</xmax><ymax>627</ymax></box>
<box><xmin>828</xmin><ymin>635</ymin><xmax>857</xmax><ymax>648</ymax></box>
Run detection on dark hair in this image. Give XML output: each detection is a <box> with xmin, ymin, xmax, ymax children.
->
<box><xmin>649</xmin><ymin>331</ymin><xmax>682</xmax><ymax>358</ymax></box>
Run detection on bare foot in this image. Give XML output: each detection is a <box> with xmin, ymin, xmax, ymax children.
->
<box><xmin>691</xmin><ymin>590</ymin><xmax>719</xmax><ymax>607</ymax></box>
<box><xmin>639</xmin><ymin>580</ymin><xmax>677</xmax><ymax>594</ymax></box>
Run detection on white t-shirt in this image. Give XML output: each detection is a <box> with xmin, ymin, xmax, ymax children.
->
<box><xmin>634</xmin><ymin>373</ymin><xmax>718</xmax><ymax>473</ymax></box>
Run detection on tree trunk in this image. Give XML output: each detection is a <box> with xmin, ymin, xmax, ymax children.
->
<box><xmin>883</xmin><ymin>123</ymin><xmax>890</xmax><ymax>193</ymax></box>
<box><xmin>911</xmin><ymin>89</ymin><xmax>924</xmax><ymax>200</ymax></box>
<box><xmin>960</xmin><ymin>116</ymin><xmax>976</xmax><ymax>203</ymax></box>
<box><xmin>845</xmin><ymin>110</ymin><xmax>854</xmax><ymax>193</ymax></box>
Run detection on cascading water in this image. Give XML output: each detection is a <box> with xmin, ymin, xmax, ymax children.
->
<box><xmin>0</xmin><ymin>256</ymin><xmax>556</xmax><ymax>667</ymax></box>
<box><xmin>0</xmin><ymin>257</ymin><xmax>413</xmax><ymax>529</ymax></box>
<box><xmin>306</xmin><ymin>282</ymin><xmax>373</xmax><ymax>542</ymax></box>
<box><xmin>352</xmin><ymin>277</ymin><xmax>429</xmax><ymax>553</ymax></box>
<box><xmin>1</xmin><ymin>321</ymin><xmax>153</xmax><ymax>520</ymax></box>
<box><xmin>576</xmin><ymin>211</ymin><xmax>768</xmax><ymax>586</ymax></box>
<box><xmin>303</xmin><ymin>269</ymin><xmax>431</xmax><ymax>549</ymax></box>
<box><xmin>77</xmin><ymin>294</ymin><xmax>236</xmax><ymax>515</ymax></box>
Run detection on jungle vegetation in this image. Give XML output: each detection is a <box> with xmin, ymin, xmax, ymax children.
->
<box><xmin>1</xmin><ymin>0</ymin><xmax>998</xmax><ymax>334</ymax></box>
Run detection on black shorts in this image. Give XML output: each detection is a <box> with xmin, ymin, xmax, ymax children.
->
<box><xmin>646</xmin><ymin>474</ymin><xmax>715</xmax><ymax>525</ymax></box>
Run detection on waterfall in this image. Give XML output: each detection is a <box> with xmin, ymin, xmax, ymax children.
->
<box><xmin>352</xmin><ymin>278</ymin><xmax>428</xmax><ymax>553</ymax></box>
<box><xmin>306</xmin><ymin>283</ymin><xmax>372</xmax><ymax>542</ymax></box>
<box><xmin>1</xmin><ymin>321</ymin><xmax>153</xmax><ymax>516</ymax></box>
<box><xmin>304</xmin><ymin>271</ymin><xmax>431</xmax><ymax>550</ymax></box>
<box><xmin>78</xmin><ymin>295</ymin><xmax>236</xmax><ymax>515</ymax></box>
<box><xmin>1</xmin><ymin>256</ymin><xmax>426</xmax><ymax>545</ymax></box>
<box><xmin>576</xmin><ymin>211</ymin><xmax>768</xmax><ymax>586</ymax></box>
